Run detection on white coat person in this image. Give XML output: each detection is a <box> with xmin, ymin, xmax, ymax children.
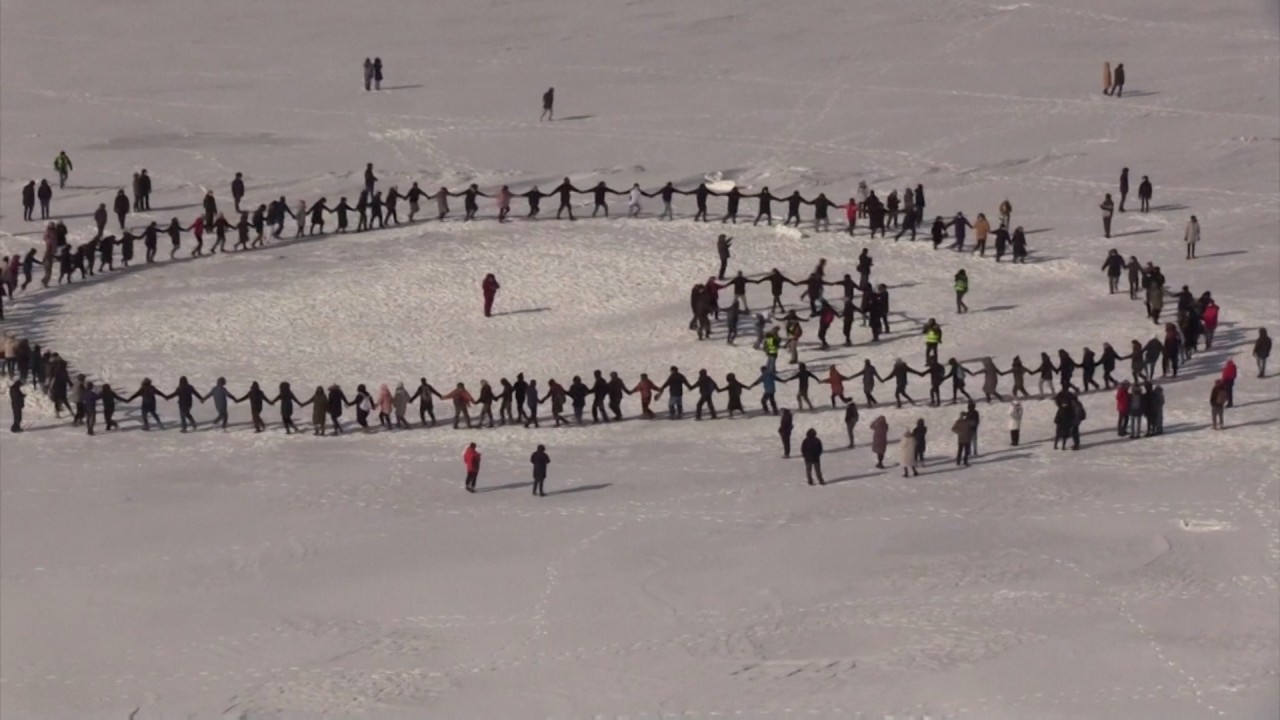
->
<box><xmin>1008</xmin><ymin>399</ymin><xmax>1023</xmax><ymax>446</ymax></box>
<box><xmin>627</xmin><ymin>184</ymin><xmax>643</xmax><ymax>217</ymax></box>
<box><xmin>1184</xmin><ymin>216</ymin><xmax>1200</xmax><ymax>260</ymax></box>
<box><xmin>900</xmin><ymin>429</ymin><xmax>918</xmax><ymax>477</ymax></box>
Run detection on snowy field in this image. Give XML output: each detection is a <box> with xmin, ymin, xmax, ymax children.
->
<box><xmin>2</xmin><ymin>0</ymin><xmax>1279</xmax><ymax>717</ymax></box>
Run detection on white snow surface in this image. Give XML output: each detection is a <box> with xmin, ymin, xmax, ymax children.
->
<box><xmin>2</xmin><ymin>0</ymin><xmax>1279</xmax><ymax>717</ymax></box>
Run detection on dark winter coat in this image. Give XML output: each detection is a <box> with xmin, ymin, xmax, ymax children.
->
<box><xmin>531</xmin><ymin>450</ymin><xmax>550</xmax><ymax>479</ymax></box>
<box><xmin>800</xmin><ymin>434</ymin><xmax>823</xmax><ymax>461</ymax></box>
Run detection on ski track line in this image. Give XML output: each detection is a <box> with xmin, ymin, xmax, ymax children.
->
<box><xmin>1021</xmin><ymin>549</ymin><xmax>1228</xmax><ymax>718</ymax></box>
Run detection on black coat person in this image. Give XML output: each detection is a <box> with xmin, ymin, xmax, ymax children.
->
<box><xmin>684</xmin><ymin>183</ymin><xmax>713</xmax><ymax>221</ymax></box>
<box><xmin>590</xmin><ymin>182</ymin><xmax>620</xmax><ymax>217</ymax></box>
<box><xmin>231</xmin><ymin>172</ymin><xmax>245</xmax><ymax>211</ymax></box>
<box><xmin>9</xmin><ymin>381</ymin><xmax>24</xmax><ymax>433</ymax></box>
<box><xmin>21</xmin><ymin>181</ymin><xmax>35</xmax><ymax>221</ymax></box>
<box><xmin>722</xmin><ymin>187</ymin><xmax>743</xmax><ymax>223</ymax></box>
<box><xmin>715</xmin><ymin>234</ymin><xmax>732</xmax><ymax>279</ymax></box>
<box><xmin>1111</xmin><ymin>63</ymin><xmax>1126</xmax><ymax>96</ymax></box>
<box><xmin>530</xmin><ymin>445</ymin><xmax>550</xmax><ymax>496</ymax></box>
<box><xmin>751</xmin><ymin>187</ymin><xmax>774</xmax><ymax>226</ymax></box>
<box><xmin>553</xmin><ymin>178</ymin><xmax>580</xmax><ymax>220</ymax></box>
<box><xmin>783</xmin><ymin>191</ymin><xmax>805</xmax><ymax>226</ymax></box>
<box><xmin>540</xmin><ymin>87</ymin><xmax>554</xmax><ymax>121</ymax></box>
<box><xmin>172</xmin><ymin>377</ymin><xmax>202</xmax><ymax>431</ymax></box>
<box><xmin>36</xmin><ymin>180</ymin><xmax>52</xmax><ymax>219</ymax></box>
<box><xmin>137</xmin><ymin>170</ymin><xmax>152</xmax><ymax>210</ymax></box>
<box><xmin>800</xmin><ymin>429</ymin><xmax>825</xmax><ymax>485</ymax></box>
<box><xmin>326</xmin><ymin>385</ymin><xmax>350</xmax><ymax>434</ymax></box>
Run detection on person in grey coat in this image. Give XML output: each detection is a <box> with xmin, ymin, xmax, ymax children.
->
<box><xmin>208</xmin><ymin>377</ymin><xmax>233</xmax><ymax>430</ymax></box>
<box><xmin>393</xmin><ymin>382</ymin><xmax>411</xmax><ymax>428</ymax></box>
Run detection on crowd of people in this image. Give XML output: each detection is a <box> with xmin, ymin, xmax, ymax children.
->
<box><xmin>3</xmin><ymin>152</ymin><xmax>1045</xmax><ymax>308</ymax></box>
<box><xmin>2</xmin><ymin>152</ymin><xmax>1270</xmax><ymax>489</ymax></box>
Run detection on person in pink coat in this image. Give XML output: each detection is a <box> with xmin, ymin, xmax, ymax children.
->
<box><xmin>844</xmin><ymin>198</ymin><xmax>858</xmax><ymax>235</ymax></box>
<box><xmin>187</xmin><ymin>215</ymin><xmax>206</xmax><ymax>257</ymax></box>
<box><xmin>496</xmin><ymin>185</ymin><xmax>513</xmax><ymax>222</ymax></box>
<box><xmin>377</xmin><ymin>384</ymin><xmax>394</xmax><ymax>429</ymax></box>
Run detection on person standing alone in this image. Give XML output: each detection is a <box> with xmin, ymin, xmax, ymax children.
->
<box><xmin>530</xmin><ymin>444</ymin><xmax>550</xmax><ymax>496</ymax></box>
<box><xmin>540</xmin><ymin>87</ymin><xmax>555</xmax><ymax>121</ymax></box>
<box><xmin>1100</xmin><ymin>193</ymin><xmax>1115</xmax><ymax>238</ymax></box>
<box><xmin>800</xmin><ymin>428</ymin><xmax>825</xmax><ymax>485</ymax></box>
<box><xmin>482</xmin><ymin>273</ymin><xmax>500</xmax><ymax>317</ymax></box>
<box><xmin>1184</xmin><ymin>216</ymin><xmax>1200</xmax><ymax>259</ymax></box>
<box><xmin>464</xmin><ymin>442</ymin><xmax>481</xmax><ymax>492</ymax></box>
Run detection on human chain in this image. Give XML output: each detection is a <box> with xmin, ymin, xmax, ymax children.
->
<box><xmin>8</xmin><ymin>155</ymin><xmax>990</xmax><ymax>295</ymax></box>
<box><xmin>4</xmin><ymin>317</ymin><xmax>1264</xmax><ymax>438</ymax></box>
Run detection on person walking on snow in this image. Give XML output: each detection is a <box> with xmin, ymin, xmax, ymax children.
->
<box><xmin>1118</xmin><ymin>168</ymin><xmax>1130</xmax><ymax>212</ymax></box>
<box><xmin>1184</xmin><ymin>216</ymin><xmax>1200</xmax><ymax>259</ymax></box>
<box><xmin>53</xmin><ymin>151</ymin><xmax>72</xmax><ymax>188</ymax></box>
<box><xmin>541</xmin><ymin>87</ymin><xmax>555</xmax><ymax>121</ymax></box>
<box><xmin>1138</xmin><ymin>175</ymin><xmax>1152</xmax><ymax>212</ymax></box>
<box><xmin>463</xmin><ymin>443</ymin><xmax>481</xmax><ymax>492</ymax></box>
<box><xmin>1111</xmin><ymin>63</ymin><xmax>1125</xmax><ymax>96</ymax></box>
